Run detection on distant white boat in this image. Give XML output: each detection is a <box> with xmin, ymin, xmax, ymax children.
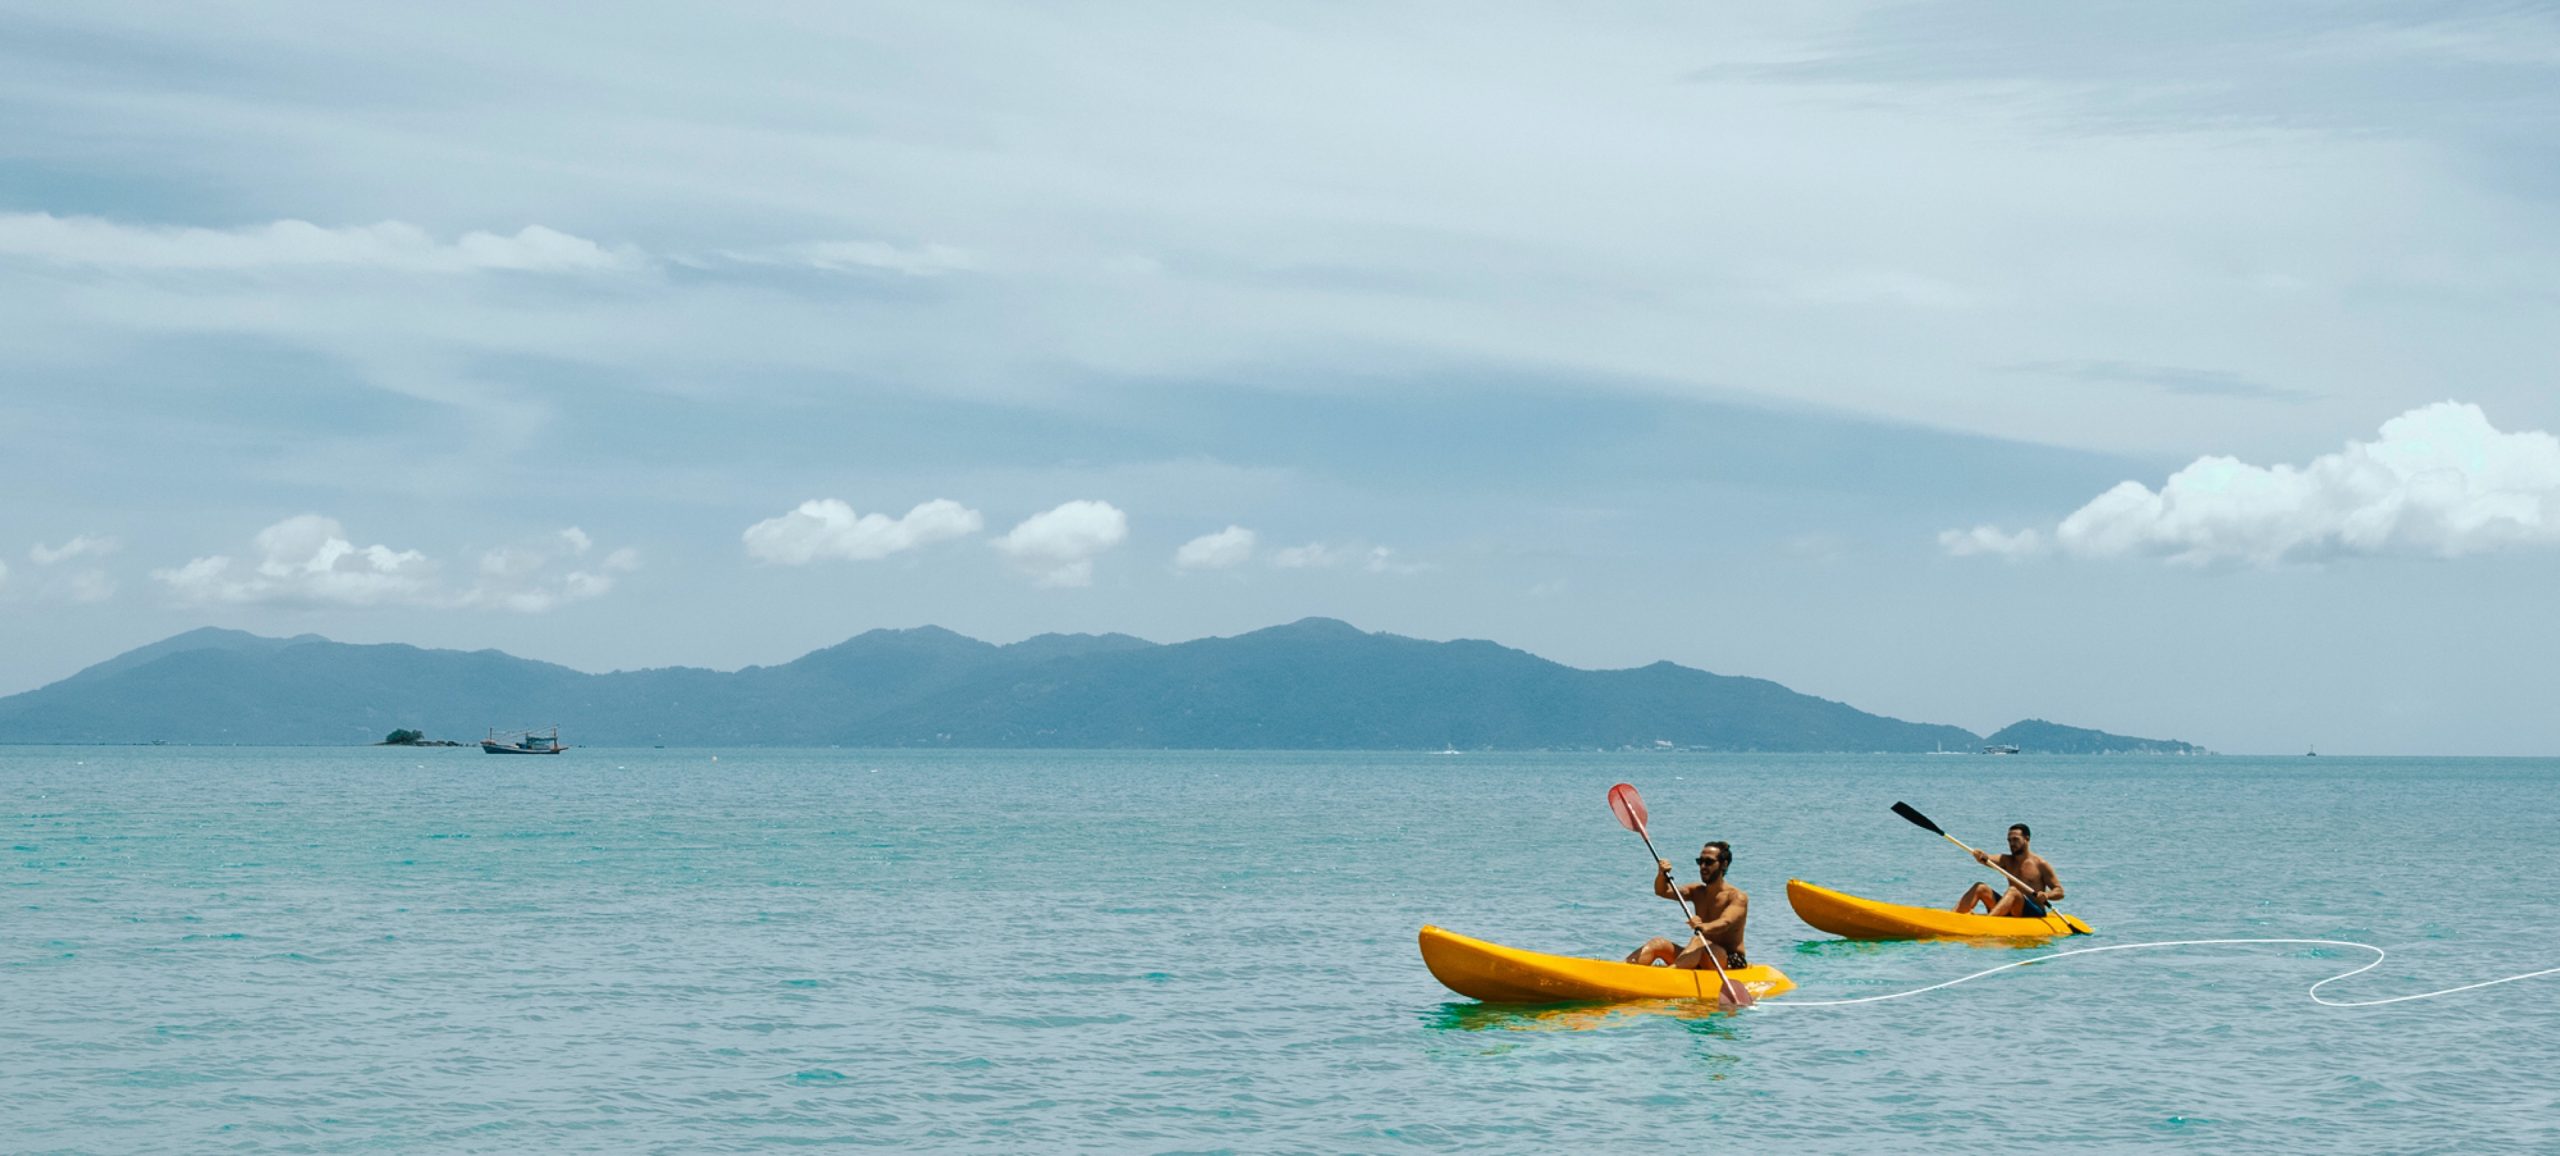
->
<box><xmin>1982</xmin><ymin>744</ymin><xmax>2021</xmax><ymax>755</ymax></box>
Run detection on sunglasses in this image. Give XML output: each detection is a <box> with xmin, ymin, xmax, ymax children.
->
<box><xmin>1695</xmin><ymin>856</ymin><xmax>1724</xmax><ymax>867</ymax></box>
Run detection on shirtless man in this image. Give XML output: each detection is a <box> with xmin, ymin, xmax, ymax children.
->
<box><xmin>1626</xmin><ymin>840</ymin><xmax>1748</xmax><ymax>970</ymax></box>
<box><xmin>1953</xmin><ymin>823</ymin><xmax>2064</xmax><ymax>918</ymax></box>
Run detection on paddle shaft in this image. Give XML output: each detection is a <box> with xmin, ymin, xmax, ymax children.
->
<box><xmin>1628</xmin><ymin>823</ymin><xmax>1750</xmax><ymax>1006</ymax></box>
<box><xmin>1940</xmin><ymin>832</ymin><xmax>2072</xmax><ymax>935</ymax></box>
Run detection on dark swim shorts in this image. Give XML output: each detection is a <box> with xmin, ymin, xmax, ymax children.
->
<box><xmin>2018</xmin><ymin>894</ymin><xmax>2049</xmax><ymax>919</ymax></box>
<box><xmin>1720</xmin><ymin>948</ymin><xmax>1747</xmax><ymax>969</ymax></box>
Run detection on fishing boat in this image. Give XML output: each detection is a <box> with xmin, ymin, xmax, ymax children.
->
<box><xmin>481</xmin><ymin>727</ymin><xmax>567</xmax><ymax>755</ymax></box>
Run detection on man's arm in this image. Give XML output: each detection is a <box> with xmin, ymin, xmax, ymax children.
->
<box><xmin>2034</xmin><ymin>859</ymin><xmax>2064</xmax><ymax>902</ymax></box>
<box><xmin>1653</xmin><ymin>859</ymin><xmax>1678</xmax><ymax>901</ymax></box>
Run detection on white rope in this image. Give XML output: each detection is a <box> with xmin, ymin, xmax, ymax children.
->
<box><xmin>1763</xmin><ymin>938</ymin><xmax>2560</xmax><ymax>1009</ymax></box>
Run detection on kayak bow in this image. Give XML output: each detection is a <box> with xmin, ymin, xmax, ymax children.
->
<box><xmin>1787</xmin><ymin>878</ymin><xmax>2092</xmax><ymax>940</ymax></box>
<box><xmin>1418</xmin><ymin>925</ymin><xmax>1794</xmax><ymax>1004</ymax></box>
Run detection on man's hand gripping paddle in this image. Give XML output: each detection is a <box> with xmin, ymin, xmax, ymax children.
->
<box><xmin>1608</xmin><ymin>783</ymin><xmax>1754</xmax><ymax>1008</ymax></box>
<box><xmin>1891</xmin><ymin>801</ymin><xmax>2093</xmax><ymax>936</ymax></box>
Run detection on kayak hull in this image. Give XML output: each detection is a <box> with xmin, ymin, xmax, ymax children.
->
<box><xmin>1786</xmin><ymin>878</ymin><xmax>2091</xmax><ymax>939</ymax></box>
<box><xmin>1418</xmin><ymin>925</ymin><xmax>1794</xmax><ymax>1004</ymax></box>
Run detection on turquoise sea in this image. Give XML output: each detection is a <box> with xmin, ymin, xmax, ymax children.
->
<box><xmin>6</xmin><ymin>748</ymin><xmax>2557</xmax><ymax>1151</ymax></box>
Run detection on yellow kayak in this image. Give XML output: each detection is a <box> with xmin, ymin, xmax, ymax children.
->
<box><xmin>1786</xmin><ymin>878</ymin><xmax>2092</xmax><ymax>939</ymax></box>
<box><xmin>1418</xmin><ymin>925</ymin><xmax>1794</xmax><ymax>1004</ymax></box>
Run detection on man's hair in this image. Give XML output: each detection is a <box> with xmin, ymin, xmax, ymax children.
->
<box><xmin>2008</xmin><ymin>823</ymin><xmax>2031</xmax><ymax>839</ymax></box>
<box><xmin>1702</xmin><ymin>840</ymin><xmax>1732</xmax><ymax>866</ymax></box>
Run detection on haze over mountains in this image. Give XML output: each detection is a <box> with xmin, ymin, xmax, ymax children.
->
<box><xmin>0</xmin><ymin>619</ymin><xmax>2201</xmax><ymax>753</ymax></box>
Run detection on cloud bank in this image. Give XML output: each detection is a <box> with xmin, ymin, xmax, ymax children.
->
<box><xmin>156</xmin><ymin>515</ymin><xmax>435</xmax><ymax>606</ymax></box>
<box><xmin>1937</xmin><ymin>525</ymin><xmax>2045</xmax><ymax>560</ymax></box>
<box><xmin>995</xmin><ymin>500</ymin><xmax>1128</xmax><ymax>587</ymax></box>
<box><xmin>1265</xmin><ymin>540</ymin><xmax>1426</xmax><ymax>575</ymax></box>
<box><xmin>7</xmin><ymin>536</ymin><xmax>121</xmax><ymax>603</ymax></box>
<box><xmin>1944</xmin><ymin>402</ymin><xmax>2560</xmax><ymax>565</ymax></box>
<box><xmin>1270</xmin><ymin>542</ymin><xmax>1347</xmax><ymax>569</ymax></box>
<box><xmin>1362</xmin><ymin>546</ymin><xmax>1428</xmax><ymax>575</ymax></box>
<box><xmin>715</xmin><ymin>240</ymin><xmax>978</xmax><ymax>277</ymax></box>
<box><xmin>0</xmin><ymin>213</ymin><xmax>638</xmax><ymax>273</ymax></box>
<box><xmin>1173</xmin><ymin>526</ymin><xmax>1256</xmax><ymax>571</ymax></box>
<box><xmin>31</xmin><ymin>534</ymin><xmax>119</xmax><ymax>565</ymax></box>
<box><xmin>154</xmin><ymin>516</ymin><xmax>629</xmax><ymax>609</ymax></box>
<box><xmin>464</xmin><ymin>528</ymin><xmax>638</xmax><ymax>612</ymax></box>
<box><xmin>742</xmin><ymin>498</ymin><xmax>984</xmax><ymax>564</ymax></box>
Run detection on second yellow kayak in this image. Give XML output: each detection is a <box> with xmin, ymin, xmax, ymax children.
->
<box><xmin>1419</xmin><ymin>925</ymin><xmax>1794</xmax><ymax>1004</ymax></box>
<box><xmin>1787</xmin><ymin>878</ymin><xmax>2092</xmax><ymax>939</ymax></box>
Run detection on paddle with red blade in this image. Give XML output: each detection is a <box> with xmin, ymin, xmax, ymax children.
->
<box><xmin>1891</xmin><ymin>801</ymin><xmax>2091</xmax><ymax>936</ymax></box>
<box><xmin>1608</xmin><ymin>782</ymin><xmax>1754</xmax><ymax>1008</ymax></box>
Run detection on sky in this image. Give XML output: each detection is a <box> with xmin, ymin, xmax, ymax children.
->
<box><xmin>4</xmin><ymin>1</ymin><xmax>2559</xmax><ymax>754</ymax></box>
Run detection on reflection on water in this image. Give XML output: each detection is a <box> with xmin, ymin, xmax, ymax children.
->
<box><xmin>1424</xmin><ymin>998</ymin><xmax>1741</xmax><ymax>1033</ymax></box>
<box><xmin>1788</xmin><ymin>936</ymin><xmax>2054</xmax><ymax>960</ymax></box>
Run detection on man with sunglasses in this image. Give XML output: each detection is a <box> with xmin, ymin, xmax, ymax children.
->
<box><xmin>1624</xmin><ymin>840</ymin><xmax>1749</xmax><ymax>971</ymax></box>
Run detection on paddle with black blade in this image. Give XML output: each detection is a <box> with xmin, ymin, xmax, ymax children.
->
<box><xmin>1608</xmin><ymin>783</ymin><xmax>1754</xmax><ymax>1008</ymax></box>
<box><xmin>1890</xmin><ymin>801</ymin><xmax>2092</xmax><ymax>936</ymax></box>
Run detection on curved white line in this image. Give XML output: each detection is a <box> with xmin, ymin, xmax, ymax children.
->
<box><xmin>1763</xmin><ymin>938</ymin><xmax>2560</xmax><ymax>1009</ymax></box>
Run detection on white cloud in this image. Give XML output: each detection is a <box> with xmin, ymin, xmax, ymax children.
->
<box><xmin>479</xmin><ymin>527</ymin><xmax>597</xmax><ymax>579</ymax></box>
<box><xmin>0</xmin><ymin>213</ymin><xmax>998</xmax><ymax>285</ymax></box>
<box><xmin>1938</xmin><ymin>525</ymin><xmax>2047</xmax><ymax>559</ymax></box>
<box><xmin>1268</xmin><ymin>540</ymin><xmax>1426</xmax><ymax>574</ymax></box>
<box><xmin>994</xmin><ymin>500</ymin><xmax>1129</xmax><ymax>587</ymax></box>
<box><xmin>478</xmin><ymin>548</ymin><xmax>543</xmax><ymax>580</ymax></box>
<box><xmin>31</xmin><ymin>534</ymin><xmax>119</xmax><ymax>565</ymax></box>
<box><xmin>717</xmin><ymin>239</ymin><xmax>978</xmax><ymax>276</ymax></box>
<box><xmin>1947</xmin><ymin>401</ymin><xmax>2560</xmax><ymax>566</ymax></box>
<box><xmin>0</xmin><ymin>213</ymin><xmax>639</xmax><ymax>273</ymax></box>
<box><xmin>459</xmin><ymin>526</ymin><xmax>625</xmax><ymax>611</ymax></box>
<box><xmin>1173</xmin><ymin>525</ymin><xmax>1256</xmax><ymax>571</ymax></box>
<box><xmin>14</xmin><ymin>537</ymin><xmax>123</xmax><ymax>603</ymax></box>
<box><xmin>154</xmin><ymin>515</ymin><xmax>625</xmax><ymax>610</ymax></box>
<box><xmin>157</xmin><ymin>515</ymin><xmax>436</xmax><ymax>606</ymax></box>
<box><xmin>1363</xmin><ymin>546</ymin><xmax>1429</xmax><ymax>575</ymax></box>
<box><xmin>742</xmin><ymin>498</ymin><xmax>984</xmax><ymax>564</ymax></box>
<box><xmin>1270</xmin><ymin>542</ymin><xmax>1347</xmax><ymax>569</ymax></box>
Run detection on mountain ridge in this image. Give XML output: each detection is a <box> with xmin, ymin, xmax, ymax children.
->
<box><xmin>0</xmin><ymin>620</ymin><xmax>2199</xmax><ymax>752</ymax></box>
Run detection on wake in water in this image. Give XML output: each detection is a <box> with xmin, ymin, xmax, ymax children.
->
<box><xmin>1767</xmin><ymin>938</ymin><xmax>2560</xmax><ymax>1010</ymax></box>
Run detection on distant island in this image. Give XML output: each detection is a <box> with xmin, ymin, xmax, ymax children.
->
<box><xmin>1983</xmin><ymin>719</ymin><xmax>2198</xmax><ymax>756</ymax></box>
<box><xmin>376</xmin><ymin>729</ymin><xmax>465</xmax><ymax>747</ymax></box>
<box><xmin>0</xmin><ymin>619</ymin><xmax>2205</xmax><ymax>753</ymax></box>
